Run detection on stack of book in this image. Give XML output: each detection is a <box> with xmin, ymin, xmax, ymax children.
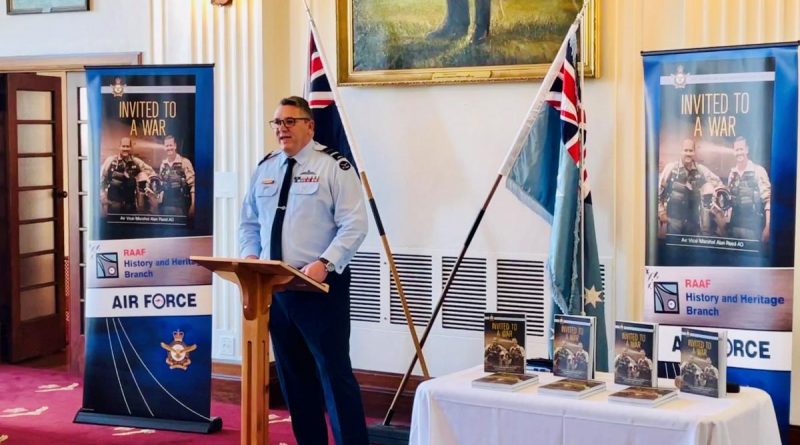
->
<box><xmin>538</xmin><ymin>377</ymin><xmax>606</xmax><ymax>399</ymax></box>
<box><xmin>607</xmin><ymin>386</ymin><xmax>678</xmax><ymax>407</ymax></box>
<box><xmin>472</xmin><ymin>313</ymin><xmax>538</xmax><ymax>392</ymax></box>
<box><xmin>607</xmin><ymin>321</ymin><xmax>677</xmax><ymax>407</ymax></box>
<box><xmin>538</xmin><ymin>315</ymin><xmax>606</xmax><ymax>399</ymax></box>
<box><xmin>472</xmin><ymin>373</ymin><xmax>539</xmax><ymax>392</ymax></box>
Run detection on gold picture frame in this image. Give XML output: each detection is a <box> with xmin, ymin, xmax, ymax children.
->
<box><xmin>336</xmin><ymin>0</ymin><xmax>598</xmax><ymax>86</ymax></box>
<box><xmin>6</xmin><ymin>0</ymin><xmax>89</xmax><ymax>14</ymax></box>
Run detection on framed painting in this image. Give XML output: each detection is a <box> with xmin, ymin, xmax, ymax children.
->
<box><xmin>6</xmin><ymin>0</ymin><xmax>89</xmax><ymax>14</ymax></box>
<box><xmin>336</xmin><ymin>0</ymin><xmax>598</xmax><ymax>85</ymax></box>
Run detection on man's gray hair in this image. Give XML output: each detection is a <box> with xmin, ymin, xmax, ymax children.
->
<box><xmin>279</xmin><ymin>96</ymin><xmax>313</xmax><ymax>119</ymax></box>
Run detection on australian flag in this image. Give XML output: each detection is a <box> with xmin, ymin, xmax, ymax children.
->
<box><xmin>306</xmin><ymin>34</ymin><xmax>357</xmax><ymax>169</ymax></box>
<box><xmin>501</xmin><ymin>22</ymin><xmax>608</xmax><ymax>372</ymax></box>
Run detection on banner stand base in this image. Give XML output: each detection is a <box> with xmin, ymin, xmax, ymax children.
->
<box><xmin>367</xmin><ymin>423</ymin><xmax>410</xmax><ymax>445</ymax></box>
<box><xmin>73</xmin><ymin>410</ymin><xmax>223</xmax><ymax>434</ymax></box>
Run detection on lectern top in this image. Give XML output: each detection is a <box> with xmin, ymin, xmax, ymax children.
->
<box><xmin>190</xmin><ymin>256</ymin><xmax>329</xmax><ymax>293</ymax></box>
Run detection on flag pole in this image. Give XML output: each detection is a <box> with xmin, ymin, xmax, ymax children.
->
<box><xmin>302</xmin><ymin>0</ymin><xmax>430</xmax><ymax>379</ymax></box>
<box><xmin>383</xmin><ymin>174</ymin><xmax>503</xmax><ymax>425</ymax></box>
<box><xmin>579</xmin><ymin>1</ymin><xmax>587</xmax><ymax>315</ymax></box>
<box><xmin>382</xmin><ymin>8</ymin><xmax>588</xmax><ymax>425</ymax></box>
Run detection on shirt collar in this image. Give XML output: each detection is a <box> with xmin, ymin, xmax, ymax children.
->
<box><xmin>280</xmin><ymin>139</ymin><xmax>315</xmax><ymax>167</ymax></box>
<box><xmin>733</xmin><ymin>160</ymin><xmax>755</xmax><ymax>173</ymax></box>
<box><xmin>162</xmin><ymin>154</ymin><xmax>183</xmax><ymax>165</ymax></box>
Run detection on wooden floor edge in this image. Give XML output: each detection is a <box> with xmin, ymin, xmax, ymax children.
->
<box><xmin>211</xmin><ymin>360</ymin><xmax>423</xmax><ymax>422</ymax></box>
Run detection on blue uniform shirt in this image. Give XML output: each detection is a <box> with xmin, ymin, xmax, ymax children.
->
<box><xmin>239</xmin><ymin>140</ymin><xmax>367</xmax><ymax>273</ymax></box>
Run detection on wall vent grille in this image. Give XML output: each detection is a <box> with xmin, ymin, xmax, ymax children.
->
<box><xmin>496</xmin><ymin>259</ymin><xmax>546</xmax><ymax>336</ymax></box>
<box><xmin>390</xmin><ymin>254</ymin><xmax>432</xmax><ymax>326</ymax></box>
<box><xmin>349</xmin><ymin>252</ymin><xmax>381</xmax><ymax>323</ymax></box>
<box><xmin>441</xmin><ymin>256</ymin><xmax>487</xmax><ymax>332</ymax></box>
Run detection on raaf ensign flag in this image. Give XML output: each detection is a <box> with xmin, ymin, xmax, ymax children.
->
<box><xmin>307</xmin><ymin>34</ymin><xmax>357</xmax><ymax>169</ymax></box>
<box><xmin>501</xmin><ymin>24</ymin><xmax>608</xmax><ymax>371</ymax></box>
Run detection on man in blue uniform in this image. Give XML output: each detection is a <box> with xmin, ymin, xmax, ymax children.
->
<box><xmin>239</xmin><ymin>96</ymin><xmax>369</xmax><ymax>445</ymax></box>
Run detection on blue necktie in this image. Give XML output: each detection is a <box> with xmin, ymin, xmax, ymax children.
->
<box><xmin>269</xmin><ymin>157</ymin><xmax>296</xmax><ymax>261</ymax></box>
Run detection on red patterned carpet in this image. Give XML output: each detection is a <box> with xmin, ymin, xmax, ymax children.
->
<box><xmin>0</xmin><ymin>364</ymin><xmax>321</xmax><ymax>444</ymax></box>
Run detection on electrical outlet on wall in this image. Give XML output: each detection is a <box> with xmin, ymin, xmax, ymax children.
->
<box><xmin>220</xmin><ymin>336</ymin><xmax>235</xmax><ymax>357</ymax></box>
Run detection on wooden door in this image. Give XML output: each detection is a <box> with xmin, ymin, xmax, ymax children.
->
<box><xmin>66</xmin><ymin>71</ymin><xmax>88</xmax><ymax>375</ymax></box>
<box><xmin>1</xmin><ymin>73</ymin><xmax>66</xmax><ymax>362</ymax></box>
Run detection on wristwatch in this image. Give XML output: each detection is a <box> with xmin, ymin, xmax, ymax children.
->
<box><xmin>319</xmin><ymin>257</ymin><xmax>336</xmax><ymax>273</ymax></box>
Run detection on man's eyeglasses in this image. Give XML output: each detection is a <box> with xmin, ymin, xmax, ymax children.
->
<box><xmin>269</xmin><ymin>117</ymin><xmax>311</xmax><ymax>129</ymax></box>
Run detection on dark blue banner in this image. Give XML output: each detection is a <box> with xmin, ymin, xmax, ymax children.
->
<box><xmin>76</xmin><ymin>65</ymin><xmax>217</xmax><ymax>432</ymax></box>
<box><xmin>643</xmin><ymin>45</ymin><xmax>796</xmax><ymax>439</ymax></box>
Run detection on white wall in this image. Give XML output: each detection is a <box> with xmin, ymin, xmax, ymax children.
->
<box><xmin>0</xmin><ymin>0</ymin><xmax>617</xmax><ymax>376</ymax></box>
<box><xmin>0</xmin><ymin>1</ymin><xmax>149</xmax><ymax>57</ymax></box>
<box><xmin>5</xmin><ymin>0</ymin><xmax>800</xmax><ymax>427</ymax></box>
<box><xmin>296</xmin><ymin>1</ymin><xmax>616</xmax><ymax>375</ymax></box>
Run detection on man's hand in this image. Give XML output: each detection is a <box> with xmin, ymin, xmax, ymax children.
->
<box><xmin>301</xmin><ymin>260</ymin><xmax>328</xmax><ymax>283</ymax></box>
<box><xmin>762</xmin><ymin>226</ymin><xmax>770</xmax><ymax>244</ymax></box>
<box><xmin>658</xmin><ymin>204</ymin><xmax>668</xmax><ymax>224</ymax></box>
<box><xmin>245</xmin><ymin>255</ymin><xmax>258</xmax><ymax>260</ymax></box>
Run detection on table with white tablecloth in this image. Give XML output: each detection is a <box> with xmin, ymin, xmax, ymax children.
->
<box><xmin>409</xmin><ymin>366</ymin><xmax>781</xmax><ymax>445</ymax></box>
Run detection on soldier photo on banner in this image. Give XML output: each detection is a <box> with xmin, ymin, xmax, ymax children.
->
<box><xmin>99</xmin><ymin>134</ymin><xmax>195</xmax><ymax>219</ymax></box>
<box><xmin>656</xmin><ymin>135</ymin><xmax>771</xmax><ymax>247</ymax></box>
<box><xmin>648</xmin><ymin>56</ymin><xmax>783</xmax><ymax>268</ymax></box>
<box><xmin>97</xmin><ymin>75</ymin><xmax>197</xmax><ymax>231</ymax></box>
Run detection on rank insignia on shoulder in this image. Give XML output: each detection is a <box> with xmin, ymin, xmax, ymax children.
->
<box><xmin>258</xmin><ymin>151</ymin><xmax>279</xmax><ymax>166</ymax></box>
<box><xmin>262</xmin><ymin>178</ymin><xmax>275</xmax><ymax>185</ymax></box>
<box><xmin>160</xmin><ymin>330</ymin><xmax>198</xmax><ymax>371</ymax></box>
<box><xmin>339</xmin><ymin>160</ymin><xmax>351</xmax><ymax>171</ymax></box>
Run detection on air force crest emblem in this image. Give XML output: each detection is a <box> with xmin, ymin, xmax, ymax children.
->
<box><xmin>111</xmin><ymin>77</ymin><xmax>126</xmax><ymax>97</ymax></box>
<box><xmin>672</xmin><ymin>65</ymin><xmax>688</xmax><ymax>89</ymax></box>
<box><xmin>160</xmin><ymin>330</ymin><xmax>198</xmax><ymax>370</ymax></box>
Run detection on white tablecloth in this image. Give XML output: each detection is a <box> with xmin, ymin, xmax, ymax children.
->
<box><xmin>409</xmin><ymin>366</ymin><xmax>780</xmax><ymax>445</ymax></box>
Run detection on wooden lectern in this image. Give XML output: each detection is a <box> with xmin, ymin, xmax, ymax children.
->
<box><xmin>190</xmin><ymin>256</ymin><xmax>329</xmax><ymax>445</ymax></box>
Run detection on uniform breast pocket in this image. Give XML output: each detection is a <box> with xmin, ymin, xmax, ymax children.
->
<box><xmin>254</xmin><ymin>183</ymin><xmax>278</xmax><ymax>214</ymax></box>
<box><xmin>291</xmin><ymin>182</ymin><xmax>319</xmax><ymax>196</ymax></box>
<box><xmin>256</xmin><ymin>183</ymin><xmax>278</xmax><ymax>197</ymax></box>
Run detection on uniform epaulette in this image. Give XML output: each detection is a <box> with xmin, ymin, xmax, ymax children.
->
<box><xmin>320</xmin><ymin>147</ymin><xmax>352</xmax><ymax>171</ymax></box>
<box><xmin>258</xmin><ymin>151</ymin><xmax>279</xmax><ymax>166</ymax></box>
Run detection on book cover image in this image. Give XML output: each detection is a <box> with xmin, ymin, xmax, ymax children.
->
<box><xmin>677</xmin><ymin>328</ymin><xmax>727</xmax><ymax>398</ymax></box>
<box><xmin>484</xmin><ymin>313</ymin><xmax>526</xmax><ymax>374</ymax></box>
<box><xmin>613</xmin><ymin>321</ymin><xmax>657</xmax><ymax>387</ymax></box>
<box><xmin>553</xmin><ymin>315</ymin><xmax>594</xmax><ymax>380</ymax></box>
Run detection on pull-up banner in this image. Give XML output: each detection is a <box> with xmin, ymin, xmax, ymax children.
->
<box><xmin>643</xmin><ymin>44</ymin><xmax>797</xmax><ymax>435</ymax></box>
<box><xmin>75</xmin><ymin>65</ymin><xmax>219</xmax><ymax>433</ymax></box>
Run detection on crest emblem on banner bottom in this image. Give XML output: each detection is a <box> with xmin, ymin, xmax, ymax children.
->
<box><xmin>160</xmin><ymin>330</ymin><xmax>198</xmax><ymax>370</ymax></box>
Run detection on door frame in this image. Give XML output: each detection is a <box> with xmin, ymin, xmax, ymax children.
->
<box><xmin>0</xmin><ymin>52</ymin><xmax>141</xmax><ymax>374</ymax></box>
